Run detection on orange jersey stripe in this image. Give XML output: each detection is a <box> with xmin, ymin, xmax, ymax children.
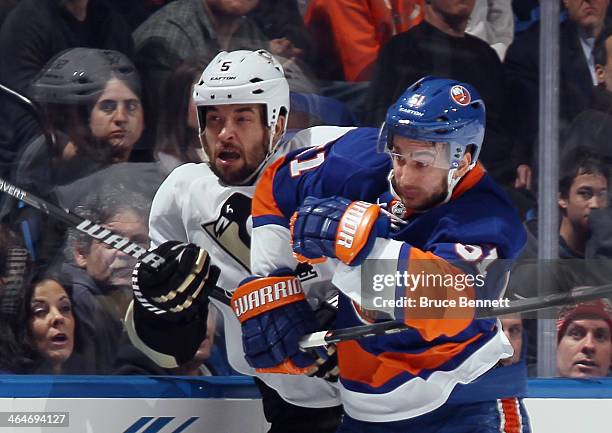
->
<box><xmin>338</xmin><ymin>332</ymin><xmax>482</xmax><ymax>387</ymax></box>
<box><xmin>400</xmin><ymin>248</ymin><xmax>475</xmax><ymax>340</ymax></box>
<box><xmin>451</xmin><ymin>162</ymin><xmax>486</xmax><ymax>200</ymax></box>
<box><xmin>499</xmin><ymin>398</ymin><xmax>523</xmax><ymax>433</ymax></box>
<box><xmin>252</xmin><ymin>156</ymin><xmax>286</xmax><ymax>219</ymax></box>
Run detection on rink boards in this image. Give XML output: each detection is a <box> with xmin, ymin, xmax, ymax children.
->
<box><xmin>0</xmin><ymin>376</ymin><xmax>610</xmax><ymax>432</ymax></box>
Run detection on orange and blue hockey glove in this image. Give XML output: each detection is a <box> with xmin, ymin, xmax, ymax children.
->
<box><xmin>290</xmin><ymin>196</ymin><xmax>390</xmax><ymax>266</ymax></box>
<box><xmin>231</xmin><ymin>268</ymin><xmax>330</xmax><ymax>375</ymax></box>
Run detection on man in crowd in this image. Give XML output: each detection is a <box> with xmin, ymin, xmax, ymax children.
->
<box><xmin>133</xmin><ymin>0</ymin><xmax>301</xmax><ymax>149</ymax></box>
<box><xmin>505</xmin><ymin>0</ymin><xmax>610</xmax><ymax>187</ymax></box>
<box><xmin>62</xmin><ymin>188</ymin><xmax>151</xmax><ymax>373</ymax></box>
<box><xmin>557</xmin><ymin>300</ymin><xmax>612</xmax><ymax>378</ymax></box>
<box><xmin>364</xmin><ymin>0</ymin><xmax>512</xmax><ymax>184</ymax></box>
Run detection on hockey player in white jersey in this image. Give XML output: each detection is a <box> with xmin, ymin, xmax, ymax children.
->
<box><xmin>126</xmin><ymin>49</ymin><xmax>343</xmax><ymax>432</ymax></box>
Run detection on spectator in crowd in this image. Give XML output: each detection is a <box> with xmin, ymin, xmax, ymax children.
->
<box><xmin>304</xmin><ymin>0</ymin><xmax>424</xmax><ymax>82</ymax></box>
<box><xmin>132</xmin><ymin>0</ymin><xmax>272</xmax><ymax>146</ymax></box>
<box><xmin>249</xmin><ymin>0</ymin><xmax>311</xmax><ymax>62</ymax></box>
<box><xmin>562</xmin><ymin>25</ymin><xmax>612</xmax><ymax>160</ymax></box>
<box><xmin>500</xmin><ymin>314</ymin><xmax>524</xmax><ymax>366</ymax></box>
<box><xmin>507</xmin><ymin>148</ymin><xmax>610</xmax><ymax>372</ymax></box>
<box><xmin>364</xmin><ymin>0</ymin><xmax>514</xmax><ymax>183</ymax></box>
<box><xmin>0</xmin><ymin>0</ymin><xmax>134</xmax><ymax>177</ymax></box>
<box><xmin>556</xmin><ymin>299</ymin><xmax>612</xmax><ymax>378</ymax></box>
<box><xmin>3</xmin><ymin>267</ymin><xmax>108</xmax><ymax>374</ymax></box>
<box><xmin>11</xmin><ymin>48</ymin><xmax>144</xmax><ymax>201</ymax></box>
<box><xmin>505</xmin><ymin>0</ymin><xmax>610</xmax><ymax>187</ymax></box>
<box><xmin>25</xmin><ymin>271</ymin><xmax>78</xmax><ymax>374</ymax></box>
<box><xmin>115</xmin><ymin>305</ymin><xmax>237</xmax><ymax>375</ymax></box>
<box><xmin>466</xmin><ymin>0</ymin><xmax>514</xmax><ymax>60</ymax></box>
<box><xmin>64</xmin><ymin>188</ymin><xmax>151</xmax><ymax>326</ymax></box>
<box><xmin>2</xmin><ymin>48</ymin><xmax>145</xmax><ymax>267</ymax></box>
<box><xmin>558</xmin><ymin>147</ymin><xmax>609</xmax><ymax>259</ymax></box>
<box><xmin>512</xmin><ymin>147</ymin><xmax>609</xmax><ymax>263</ymax></box>
<box><xmin>154</xmin><ymin>57</ymin><xmax>206</xmax><ymax>174</ymax></box>
<box><xmin>0</xmin><ymin>224</ymin><xmax>30</xmax><ymax>374</ymax></box>
<box><xmin>46</xmin><ymin>188</ymin><xmax>152</xmax><ymax>373</ymax></box>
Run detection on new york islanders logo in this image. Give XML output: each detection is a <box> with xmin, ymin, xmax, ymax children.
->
<box><xmin>450</xmin><ymin>85</ymin><xmax>471</xmax><ymax>106</ymax></box>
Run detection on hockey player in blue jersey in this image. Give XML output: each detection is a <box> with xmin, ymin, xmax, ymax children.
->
<box><xmin>233</xmin><ymin>76</ymin><xmax>532</xmax><ymax>432</ymax></box>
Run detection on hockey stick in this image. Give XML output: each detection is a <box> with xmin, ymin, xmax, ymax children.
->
<box><xmin>299</xmin><ymin>283</ymin><xmax>612</xmax><ymax>348</ymax></box>
<box><xmin>0</xmin><ymin>176</ymin><xmax>166</xmax><ymax>269</ymax></box>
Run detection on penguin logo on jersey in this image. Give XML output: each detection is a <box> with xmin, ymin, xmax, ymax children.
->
<box><xmin>202</xmin><ymin>193</ymin><xmax>251</xmax><ymax>271</ymax></box>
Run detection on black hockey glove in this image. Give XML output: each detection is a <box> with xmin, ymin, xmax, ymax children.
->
<box><xmin>129</xmin><ymin>241</ymin><xmax>220</xmax><ymax>366</ymax></box>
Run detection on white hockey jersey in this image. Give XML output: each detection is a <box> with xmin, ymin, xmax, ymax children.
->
<box><xmin>146</xmin><ymin>128</ymin><xmax>354</xmax><ymax>408</ymax></box>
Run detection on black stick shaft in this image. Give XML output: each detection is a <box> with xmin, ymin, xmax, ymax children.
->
<box><xmin>0</xmin><ymin>176</ymin><xmax>165</xmax><ymax>269</ymax></box>
<box><xmin>299</xmin><ymin>284</ymin><xmax>612</xmax><ymax>348</ymax></box>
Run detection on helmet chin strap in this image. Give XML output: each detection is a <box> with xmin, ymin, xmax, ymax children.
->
<box><xmin>443</xmin><ymin>168</ymin><xmax>460</xmax><ymax>204</ymax></box>
<box><xmin>388</xmin><ymin>169</ymin><xmax>401</xmax><ymax>202</ymax></box>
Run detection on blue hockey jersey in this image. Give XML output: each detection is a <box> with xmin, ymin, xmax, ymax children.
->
<box><xmin>250</xmin><ymin>127</ymin><xmax>527</xmax><ymax>422</ymax></box>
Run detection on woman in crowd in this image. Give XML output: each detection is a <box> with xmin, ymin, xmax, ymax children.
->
<box><xmin>25</xmin><ymin>272</ymin><xmax>78</xmax><ymax>374</ymax></box>
<box><xmin>1</xmin><ymin>267</ymin><xmax>98</xmax><ymax>375</ymax></box>
<box><xmin>13</xmin><ymin>47</ymin><xmax>145</xmax><ymax>196</ymax></box>
<box><xmin>3</xmin><ymin>47</ymin><xmax>145</xmax><ymax>266</ymax></box>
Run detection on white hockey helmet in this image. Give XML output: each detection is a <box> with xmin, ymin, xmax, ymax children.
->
<box><xmin>193</xmin><ymin>49</ymin><xmax>290</xmax><ymax>154</ymax></box>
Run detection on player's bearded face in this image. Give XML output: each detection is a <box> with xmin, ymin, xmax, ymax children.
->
<box><xmin>201</xmin><ymin>104</ymin><xmax>268</xmax><ymax>185</ymax></box>
<box><xmin>390</xmin><ymin>138</ymin><xmax>450</xmax><ymax>210</ymax></box>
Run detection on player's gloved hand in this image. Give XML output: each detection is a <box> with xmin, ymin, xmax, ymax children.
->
<box><xmin>129</xmin><ymin>241</ymin><xmax>219</xmax><ymax>366</ymax></box>
<box><xmin>231</xmin><ymin>268</ymin><xmax>330</xmax><ymax>375</ymax></box>
<box><xmin>290</xmin><ymin>196</ymin><xmax>390</xmax><ymax>266</ymax></box>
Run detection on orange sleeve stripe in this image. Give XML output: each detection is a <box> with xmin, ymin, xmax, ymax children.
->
<box><xmin>252</xmin><ymin>156</ymin><xmax>286</xmax><ymax>219</ymax></box>
<box><xmin>231</xmin><ymin>275</ymin><xmax>305</xmax><ymax>323</ymax></box>
<box><xmin>338</xmin><ymin>332</ymin><xmax>482</xmax><ymax>388</ymax></box>
<box><xmin>401</xmin><ymin>248</ymin><xmax>475</xmax><ymax>340</ymax></box>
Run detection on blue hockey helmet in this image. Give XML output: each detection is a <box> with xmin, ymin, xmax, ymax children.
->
<box><xmin>377</xmin><ymin>76</ymin><xmax>486</xmax><ymax>170</ymax></box>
